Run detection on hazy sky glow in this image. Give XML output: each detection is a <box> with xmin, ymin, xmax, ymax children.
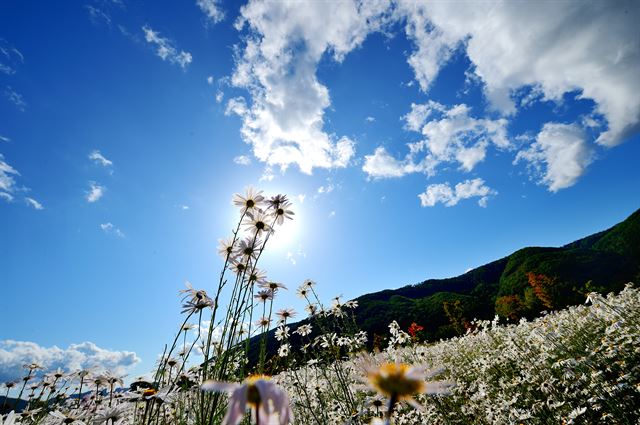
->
<box><xmin>1</xmin><ymin>0</ymin><xmax>639</xmax><ymax>380</ymax></box>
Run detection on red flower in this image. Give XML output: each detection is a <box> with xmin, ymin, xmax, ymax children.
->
<box><xmin>408</xmin><ymin>322</ymin><xmax>424</xmax><ymax>338</ymax></box>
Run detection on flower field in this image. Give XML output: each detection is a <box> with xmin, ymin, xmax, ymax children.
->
<box><xmin>2</xmin><ymin>190</ymin><xmax>639</xmax><ymax>424</ymax></box>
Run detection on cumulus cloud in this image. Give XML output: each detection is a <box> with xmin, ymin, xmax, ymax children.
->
<box><xmin>364</xmin><ymin>102</ymin><xmax>508</xmax><ymax>178</ymax></box>
<box><xmin>100</xmin><ymin>222</ymin><xmax>125</xmax><ymax>238</ymax></box>
<box><xmin>89</xmin><ymin>150</ymin><xmax>113</xmax><ymax>167</ymax></box>
<box><xmin>231</xmin><ymin>0</ymin><xmax>393</xmax><ymax>174</ymax></box>
<box><xmin>143</xmin><ymin>26</ymin><xmax>192</xmax><ymax>69</ymax></box>
<box><xmin>220</xmin><ymin>1</ymin><xmax>637</xmax><ymax>194</ymax></box>
<box><xmin>397</xmin><ymin>0</ymin><xmax>640</xmax><ymax>147</ymax></box>
<box><xmin>515</xmin><ymin>123</ymin><xmax>593</xmax><ymax>192</ymax></box>
<box><xmin>418</xmin><ymin>178</ymin><xmax>496</xmax><ymax>207</ymax></box>
<box><xmin>196</xmin><ymin>0</ymin><xmax>224</xmax><ymax>24</ymax></box>
<box><xmin>86</xmin><ymin>182</ymin><xmax>105</xmax><ymax>203</ymax></box>
<box><xmin>25</xmin><ymin>197</ymin><xmax>43</xmax><ymax>210</ymax></box>
<box><xmin>0</xmin><ymin>340</ymin><xmax>140</xmax><ymax>382</ymax></box>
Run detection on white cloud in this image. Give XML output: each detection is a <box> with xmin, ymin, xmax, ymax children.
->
<box><xmin>86</xmin><ymin>182</ymin><xmax>105</xmax><ymax>203</ymax></box>
<box><xmin>515</xmin><ymin>123</ymin><xmax>593</xmax><ymax>192</ymax></box>
<box><xmin>364</xmin><ymin>102</ymin><xmax>507</xmax><ymax>178</ymax></box>
<box><xmin>25</xmin><ymin>197</ymin><xmax>43</xmax><ymax>210</ymax></box>
<box><xmin>0</xmin><ymin>340</ymin><xmax>140</xmax><ymax>382</ymax></box>
<box><xmin>328</xmin><ymin>210</ymin><xmax>336</xmax><ymax>218</ymax></box>
<box><xmin>206</xmin><ymin>75</ymin><xmax>214</xmax><ymax>85</ymax></box>
<box><xmin>215</xmin><ymin>90</ymin><xmax>224</xmax><ymax>103</ymax></box>
<box><xmin>225</xmin><ymin>97</ymin><xmax>248</xmax><ymax>117</ymax></box>
<box><xmin>231</xmin><ymin>0</ymin><xmax>393</xmax><ymax>174</ymax></box>
<box><xmin>0</xmin><ymin>153</ymin><xmax>19</xmax><ymax>202</ymax></box>
<box><xmin>259</xmin><ymin>166</ymin><xmax>274</xmax><ymax>182</ymax></box>
<box><xmin>296</xmin><ymin>194</ymin><xmax>305</xmax><ymax>204</ymax></box>
<box><xmin>363</xmin><ymin>146</ymin><xmax>434</xmax><ymax>178</ymax></box>
<box><xmin>85</xmin><ymin>5</ymin><xmax>112</xmax><ymax>26</ymax></box>
<box><xmin>89</xmin><ymin>150</ymin><xmax>113</xmax><ymax>167</ymax></box>
<box><xmin>0</xmin><ymin>39</ymin><xmax>24</xmax><ymax>76</ymax></box>
<box><xmin>317</xmin><ymin>184</ymin><xmax>334</xmax><ymax>195</ymax></box>
<box><xmin>233</xmin><ymin>155</ymin><xmax>251</xmax><ymax>166</ymax></box>
<box><xmin>196</xmin><ymin>0</ymin><xmax>225</xmax><ymax>25</ymax></box>
<box><xmin>5</xmin><ymin>86</ymin><xmax>26</xmax><ymax>111</ymax></box>
<box><xmin>100</xmin><ymin>222</ymin><xmax>125</xmax><ymax>238</ymax></box>
<box><xmin>286</xmin><ymin>245</ymin><xmax>306</xmax><ymax>266</ymax></box>
<box><xmin>0</xmin><ymin>135</ymin><xmax>10</xmax><ymax>142</ymax></box>
<box><xmin>403</xmin><ymin>101</ymin><xmax>443</xmax><ymax>132</ymax></box>
<box><xmin>365</xmin><ymin>116</ymin><xmax>375</xmax><ymax>123</ymax></box>
<box><xmin>180</xmin><ymin>204</ymin><xmax>190</xmax><ymax>210</ymax></box>
<box><xmin>142</xmin><ymin>26</ymin><xmax>192</xmax><ymax>69</ymax></box>
<box><xmin>0</xmin><ymin>154</ymin><xmax>43</xmax><ymax>207</ymax></box>
<box><xmin>418</xmin><ymin>178</ymin><xmax>496</xmax><ymax>207</ymax></box>
<box><xmin>397</xmin><ymin>0</ymin><xmax>640</xmax><ymax>147</ymax></box>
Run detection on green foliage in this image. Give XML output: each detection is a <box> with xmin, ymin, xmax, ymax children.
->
<box><xmin>352</xmin><ymin>207</ymin><xmax>640</xmax><ymax>345</ymax></box>
<box><xmin>256</xmin><ymin>207</ymin><xmax>640</xmax><ymax>362</ymax></box>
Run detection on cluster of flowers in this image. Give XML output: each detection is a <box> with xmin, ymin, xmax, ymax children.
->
<box><xmin>272</xmin><ymin>283</ymin><xmax>640</xmax><ymax>424</ymax></box>
<box><xmin>3</xmin><ymin>282</ymin><xmax>639</xmax><ymax>424</ymax></box>
<box><xmin>0</xmin><ymin>367</ymin><xmax>134</xmax><ymax>424</ymax></box>
<box><xmin>2</xmin><ymin>188</ymin><xmax>638</xmax><ymax>424</ymax></box>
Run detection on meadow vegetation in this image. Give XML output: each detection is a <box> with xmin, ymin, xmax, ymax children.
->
<box><xmin>2</xmin><ymin>190</ymin><xmax>639</xmax><ymax>424</ymax></box>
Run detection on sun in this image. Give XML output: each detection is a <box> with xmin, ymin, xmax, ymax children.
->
<box><xmin>268</xmin><ymin>204</ymin><xmax>302</xmax><ymax>252</ymax></box>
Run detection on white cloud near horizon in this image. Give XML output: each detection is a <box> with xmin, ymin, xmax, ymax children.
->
<box><xmin>231</xmin><ymin>0</ymin><xmax>394</xmax><ymax>174</ymax></box>
<box><xmin>418</xmin><ymin>178</ymin><xmax>496</xmax><ymax>207</ymax></box>
<box><xmin>86</xmin><ymin>182</ymin><xmax>105</xmax><ymax>203</ymax></box>
<box><xmin>89</xmin><ymin>150</ymin><xmax>113</xmax><ymax>167</ymax></box>
<box><xmin>143</xmin><ymin>26</ymin><xmax>192</xmax><ymax>69</ymax></box>
<box><xmin>0</xmin><ymin>340</ymin><xmax>140</xmax><ymax>382</ymax></box>
<box><xmin>196</xmin><ymin>0</ymin><xmax>224</xmax><ymax>25</ymax></box>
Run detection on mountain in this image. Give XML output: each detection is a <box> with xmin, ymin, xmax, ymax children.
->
<box><xmin>354</xmin><ymin>208</ymin><xmax>640</xmax><ymax>341</ymax></box>
<box><xmin>249</xmin><ymin>207</ymin><xmax>640</xmax><ymax>368</ymax></box>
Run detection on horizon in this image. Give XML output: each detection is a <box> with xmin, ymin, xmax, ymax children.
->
<box><xmin>2</xmin><ymin>0</ymin><xmax>640</xmax><ymax>384</ymax></box>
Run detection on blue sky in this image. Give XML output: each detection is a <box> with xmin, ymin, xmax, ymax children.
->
<box><xmin>1</xmin><ymin>0</ymin><xmax>639</xmax><ymax>381</ymax></box>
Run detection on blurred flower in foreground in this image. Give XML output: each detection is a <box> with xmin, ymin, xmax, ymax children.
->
<box><xmin>367</xmin><ymin>363</ymin><xmax>425</xmax><ymax>408</ymax></box>
<box><xmin>202</xmin><ymin>375</ymin><xmax>293</xmax><ymax>425</ymax></box>
<box><xmin>366</xmin><ymin>362</ymin><xmax>454</xmax><ymax>423</ymax></box>
<box><xmin>0</xmin><ymin>412</ymin><xmax>16</xmax><ymax>425</ymax></box>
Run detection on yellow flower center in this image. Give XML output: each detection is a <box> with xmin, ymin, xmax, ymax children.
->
<box><xmin>368</xmin><ymin>363</ymin><xmax>425</xmax><ymax>399</ymax></box>
<box><xmin>245</xmin><ymin>375</ymin><xmax>269</xmax><ymax>407</ymax></box>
